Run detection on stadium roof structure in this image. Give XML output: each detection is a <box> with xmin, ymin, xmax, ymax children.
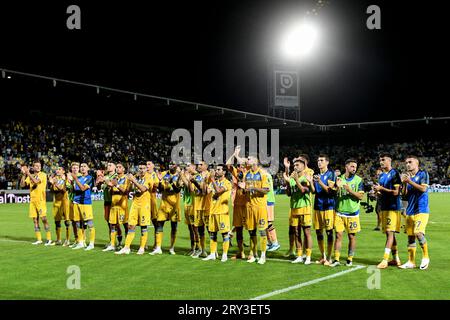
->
<box><xmin>1</xmin><ymin>67</ymin><xmax>449</xmax><ymax>142</ymax></box>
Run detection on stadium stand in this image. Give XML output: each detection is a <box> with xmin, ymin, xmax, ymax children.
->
<box><xmin>2</xmin><ymin>120</ymin><xmax>449</xmax><ymax>190</ymax></box>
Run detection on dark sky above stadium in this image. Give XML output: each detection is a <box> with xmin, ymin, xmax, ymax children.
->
<box><xmin>0</xmin><ymin>0</ymin><xmax>446</xmax><ymax>124</ymax></box>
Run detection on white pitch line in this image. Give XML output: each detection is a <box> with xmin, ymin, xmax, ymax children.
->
<box><xmin>0</xmin><ymin>238</ymin><xmax>31</xmax><ymax>244</ymax></box>
<box><xmin>250</xmin><ymin>265</ymin><xmax>366</xmax><ymax>300</ymax></box>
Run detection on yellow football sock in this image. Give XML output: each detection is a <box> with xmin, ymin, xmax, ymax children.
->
<box><xmin>125</xmin><ymin>230</ymin><xmax>136</xmax><ymax>248</ymax></box>
<box><xmin>347</xmin><ymin>255</ymin><xmax>353</xmax><ymax>262</ymax></box>
<box><xmin>46</xmin><ymin>230</ymin><xmax>51</xmax><ymax>241</ymax></box>
<box><xmin>383</xmin><ymin>248</ymin><xmax>391</xmax><ymax>261</ymax></box>
<box><xmin>125</xmin><ymin>231</ymin><xmax>136</xmax><ymax>247</ymax></box>
<box><xmin>77</xmin><ymin>229</ymin><xmax>83</xmax><ymax>243</ymax></box>
<box><xmin>334</xmin><ymin>250</ymin><xmax>341</xmax><ymax>262</ymax></box>
<box><xmin>260</xmin><ymin>236</ymin><xmax>267</xmax><ymax>252</ymax></box>
<box><xmin>210</xmin><ymin>239</ymin><xmax>217</xmax><ymax>254</ymax></box>
<box><xmin>140</xmin><ymin>231</ymin><xmax>148</xmax><ymax>249</ymax></box>
<box><xmin>318</xmin><ymin>239</ymin><xmax>325</xmax><ymax>256</ymax></box>
<box><xmin>306</xmin><ymin>248</ymin><xmax>312</xmax><ymax>257</ymax></box>
<box><xmin>35</xmin><ymin>231</ymin><xmax>42</xmax><ymax>241</ymax></box>
<box><xmin>56</xmin><ymin>227</ymin><xmax>61</xmax><ymax>241</ymax></box>
<box><xmin>223</xmin><ymin>240</ymin><xmax>230</xmax><ymax>255</ymax></box>
<box><xmin>408</xmin><ymin>246</ymin><xmax>416</xmax><ymax>263</ymax></box>
<box><xmin>297</xmin><ymin>248</ymin><xmax>303</xmax><ymax>257</ymax></box>
<box><xmin>156</xmin><ymin>232</ymin><xmax>163</xmax><ymax>247</ymax></box>
<box><xmin>110</xmin><ymin>231</ymin><xmax>117</xmax><ymax>246</ymax></box>
<box><xmin>89</xmin><ymin>227</ymin><xmax>95</xmax><ymax>243</ymax></box>
<box><xmin>421</xmin><ymin>242</ymin><xmax>429</xmax><ymax>259</ymax></box>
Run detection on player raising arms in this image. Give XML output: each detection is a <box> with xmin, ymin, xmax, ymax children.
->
<box><xmin>330</xmin><ymin>159</ymin><xmax>364</xmax><ymax>267</ymax></box>
<box><xmin>283</xmin><ymin>157</ymin><xmax>315</xmax><ymax>264</ymax></box>
<box><xmin>20</xmin><ymin>160</ymin><xmax>52</xmax><ymax>245</ymax></box>
<box><xmin>242</xmin><ymin>156</ymin><xmax>270</xmax><ymax>264</ymax></box>
<box><xmin>179</xmin><ymin>163</ymin><xmax>198</xmax><ymax>255</ymax></box>
<box><xmin>116</xmin><ymin>163</ymin><xmax>152</xmax><ymax>255</ymax></box>
<box><xmin>313</xmin><ymin>154</ymin><xmax>336</xmax><ymax>265</ymax></box>
<box><xmin>71</xmin><ymin>163</ymin><xmax>96</xmax><ymax>250</ymax></box>
<box><xmin>48</xmin><ymin>167</ymin><xmax>71</xmax><ymax>246</ymax></box>
<box><xmin>375</xmin><ymin>153</ymin><xmax>403</xmax><ymax>269</ymax></box>
<box><xmin>150</xmin><ymin>161</ymin><xmax>182</xmax><ymax>255</ymax></box>
<box><xmin>103</xmin><ymin>163</ymin><xmax>130</xmax><ymax>252</ymax></box>
<box><xmin>202</xmin><ymin>165</ymin><xmax>233</xmax><ymax>262</ymax></box>
<box><xmin>226</xmin><ymin>146</ymin><xmax>248</xmax><ymax>260</ymax></box>
<box><xmin>399</xmin><ymin>156</ymin><xmax>430</xmax><ymax>270</ymax></box>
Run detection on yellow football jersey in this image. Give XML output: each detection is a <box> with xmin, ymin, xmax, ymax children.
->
<box><xmin>52</xmin><ymin>177</ymin><xmax>69</xmax><ymax>204</ymax></box>
<box><xmin>304</xmin><ymin>168</ymin><xmax>314</xmax><ymax>177</ymax></box>
<box><xmin>192</xmin><ymin>172</ymin><xmax>207</xmax><ymax>209</ymax></box>
<box><xmin>25</xmin><ymin>172</ymin><xmax>47</xmax><ymax>203</ymax></box>
<box><xmin>159</xmin><ymin>171</ymin><xmax>181</xmax><ymax>207</ymax></box>
<box><xmin>232</xmin><ymin>167</ymin><xmax>247</xmax><ymax>206</ymax></box>
<box><xmin>209</xmin><ymin>177</ymin><xmax>232</xmax><ymax>215</ymax></box>
<box><xmin>131</xmin><ymin>174</ymin><xmax>152</xmax><ymax>207</ymax></box>
<box><xmin>244</xmin><ymin>168</ymin><xmax>269</xmax><ymax>207</ymax></box>
<box><xmin>112</xmin><ymin>174</ymin><xmax>130</xmax><ymax>209</ymax></box>
<box><xmin>150</xmin><ymin>171</ymin><xmax>160</xmax><ymax>191</ymax></box>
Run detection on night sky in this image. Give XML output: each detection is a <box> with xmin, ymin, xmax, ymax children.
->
<box><xmin>0</xmin><ymin>0</ymin><xmax>446</xmax><ymax>124</ymax></box>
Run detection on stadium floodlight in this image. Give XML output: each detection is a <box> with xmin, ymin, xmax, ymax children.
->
<box><xmin>280</xmin><ymin>21</ymin><xmax>319</xmax><ymax>60</ymax></box>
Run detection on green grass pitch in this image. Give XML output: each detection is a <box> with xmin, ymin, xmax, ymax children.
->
<box><xmin>0</xmin><ymin>194</ymin><xmax>449</xmax><ymax>300</ymax></box>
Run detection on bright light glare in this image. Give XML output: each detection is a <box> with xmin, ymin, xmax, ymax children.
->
<box><xmin>281</xmin><ymin>22</ymin><xmax>319</xmax><ymax>59</ymax></box>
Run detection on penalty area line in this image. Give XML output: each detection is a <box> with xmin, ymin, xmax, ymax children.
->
<box><xmin>250</xmin><ymin>264</ymin><xmax>366</xmax><ymax>300</ymax></box>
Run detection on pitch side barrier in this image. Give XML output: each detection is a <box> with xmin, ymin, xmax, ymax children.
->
<box><xmin>0</xmin><ymin>190</ymin><xmax>167</xmax><ymax>204</ymax></box>
<box><xmin>0</xmin><ymin>189</ymin><xmax>102</xmax><ymax>204</ymax></box>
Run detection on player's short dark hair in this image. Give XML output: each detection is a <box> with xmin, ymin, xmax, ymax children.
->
<box><xmin>116</xmin><ymin>162</ymin><xmax>124</xmax><ymax>167</ymax></box>
<box><xmin>298</xmin><ymin>154</ymin><xmax>310</xmax><ymax>164</ymax></box>
<box><xmin>318</xmin><ymin>154</ymin><xmax>329</xmax><ymax>162</ymax></box>
<box><xmin>138</xmin><ymin>162</ymin><xmax>147</xmax><ymax>167</ymax></box>
<box><xmin>33</xmin><ymin>159</ymin><xmax>41</xmax><ymax>165</ymax></box>
<box><xmin>216</xmin><ymin>164</ymin><xmax>226</xmax><ymax>172</ymax></box>
<box><xmin>345</xmin><ymin>158</ymin><xmax>358</xmax><ymax>165</ymax></box>
<box><xmin>379</xmin><ymin>152</ymin><xmax>392</xmax><ymax>159</ymax></box>
<box><xmin>405</xmin><ymin>155</ymin><xmax>420</xmax><ymax>163</ymax></box>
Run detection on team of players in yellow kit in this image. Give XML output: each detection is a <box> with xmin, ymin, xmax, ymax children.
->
<box><xmin>20</xmin><ymin>148</ymin><xmax>431</xmax><ymax>269</ymax></box>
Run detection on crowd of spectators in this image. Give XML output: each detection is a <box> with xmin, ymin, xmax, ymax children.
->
<box><xmin>278</xmin><ymin>140</ymin><xmax>450</xmax><ymax>188</ymax></box>
<box><xmin>2</xmin><ymin>120</ymin><xmax>449</xmax><ymax>190</ymax></box>
<box><xmin>1</xmin><ymin>121</ymin><xmax>172</xmax><ymax>189</ymax></box>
